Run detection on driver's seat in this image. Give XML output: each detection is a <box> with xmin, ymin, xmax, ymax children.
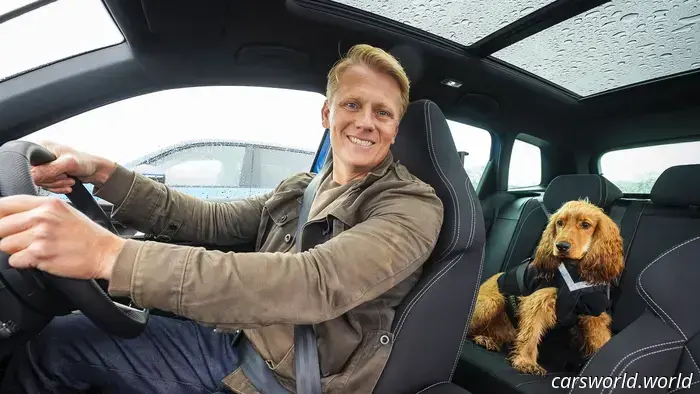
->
<box><xmin>373</xmin><ymin>100</ymin><xmax>485</xmax><ymax>393</ymax></box>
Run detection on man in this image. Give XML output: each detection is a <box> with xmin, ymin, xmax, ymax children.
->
<box><xmin>0</xmin><ymin>44</ymin><xmax>443</xmax><ymax>393</ymax></box>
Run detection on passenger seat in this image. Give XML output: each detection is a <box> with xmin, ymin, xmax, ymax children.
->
<box><xmin>456</xmin><ymin>174</ymin><xmax>624</xmax><ymax>393</ymax></box>
<box><xmin>454</xmin><ymin>164</ymin><xmax>700</xmax><ymax>394</ymax></box>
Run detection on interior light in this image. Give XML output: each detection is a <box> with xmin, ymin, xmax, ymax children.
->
<box><xmin>441</xmin><ymin>78</ymin><xmax>462</xmax><ymax>88</ymax></box>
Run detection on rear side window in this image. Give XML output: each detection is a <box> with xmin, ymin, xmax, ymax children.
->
<box><xmin>508</xmin><ymin>139</ymin><xmax>542</xmax><ymax>189</ymax></box>
<box><xmin>599</xmin><ymin>140</ymin><xmax>700</xmax><ymax>194</ymax></box>
<box><xmin>446</xmin><ymin>120</ymin><xmax>492</xmax><ymax>188</ymax></box>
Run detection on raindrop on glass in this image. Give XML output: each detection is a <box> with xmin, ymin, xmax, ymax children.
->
<box><xmin>521</xmin><ymin>6</ymin><xmax>535</xmax><ymax>15</ymax></box>
<box><xmin>652</xmin><ymin>9</ymin><xmax>669</xmax><ymax>19</ymax></box>
<box><xmin>671</xmin><ymin>25</ymin><xmax>693</xmax><ymax>34</ymax></box>
<box><xmin>678</xmin><ymin>13</ymin><xmax>700</xmax><ymax>24</ymax></box>
<box><xmin>621</xmin><ymin>13</ymin><xmax>638</xmax><ymax>22</ymax></box>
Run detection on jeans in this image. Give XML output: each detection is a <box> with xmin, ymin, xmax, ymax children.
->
<box><xmin>1</xmin><ymin>313</ymin><xmax>240</xmax><ymax>393</ymax></box>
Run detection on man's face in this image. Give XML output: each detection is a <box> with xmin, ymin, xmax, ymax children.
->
<box><xmin>322</xmin><ymin>65</ymin><xmax>402</xmax><ymax>181</ymax></box>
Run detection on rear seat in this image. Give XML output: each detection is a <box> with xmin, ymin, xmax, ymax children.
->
<box><xmin>453</xmin><ymin>164</ymin><xmax>700</xmax><ymax>394</ymax></box>
<box><xmin>481</xmin><ymin>174</ymin><xmax>624</xmax><ymax>282</ymax></box>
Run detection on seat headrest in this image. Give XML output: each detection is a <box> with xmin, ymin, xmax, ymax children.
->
<box><xmin>391</xmin><ymin>99</ymin><xmax>476</xmax><ymax>251</ymax></box>
<box><xmin>543</xmin><ymin>174</ymin><xmax>623</xmax><ymax>212</ymax></box>
<box><xmin>650</xmin><ymin>164</ymin><xmax>700</xmax><ymax>207</ymax></box>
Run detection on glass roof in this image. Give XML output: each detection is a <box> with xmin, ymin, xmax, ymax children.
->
<box><xmin>330</xmin><ymin>0</ymin><xmax>557</xmax><ymax>46</ymax></box>
<box><xmin>0</xmin><ymin>0</ymin><xmax>124</xmax><ymax>81</ymax></box>
<box><xmin>494</xmin><ymin>0</ymin><xmax>700</xmax><ymax>96</ymax></box>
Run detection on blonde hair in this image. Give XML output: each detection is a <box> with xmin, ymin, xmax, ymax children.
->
<box><xmin>326</xmin><ymin>44</ymin><xmax>410</xmax><ymax>117</ymax></box>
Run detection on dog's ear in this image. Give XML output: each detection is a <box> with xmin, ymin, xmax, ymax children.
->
<box><xmin>579</xmin><ymin>212</ymin><xmax>624</xmax><ymax>284</ymax></box>
<box><xmin>533</xmin><ymin>214</ymin><xmax>560</xmax><ymax>272</ymax></box>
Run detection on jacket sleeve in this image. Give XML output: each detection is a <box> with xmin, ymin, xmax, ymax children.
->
<box><xmin>107</xmin><ymin>181</ymin><xmax>444</xmax><ymax>328</ymax></box>
<box><xmin>94</xmin><ymin>164</ymin><xmax>270</xmax><ymax>245</ymax></box>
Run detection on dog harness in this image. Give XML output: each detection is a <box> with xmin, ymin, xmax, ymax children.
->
<box><xmin>497</xmin><ymin>258</ymin><xmax>611</xmax><ymax>328</ymax></box>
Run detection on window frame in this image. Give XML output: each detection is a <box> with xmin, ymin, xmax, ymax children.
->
<box><xmin>445</xmin><ymin>118</ymin><xmax>493</xmax><ymax>191</ymax></box>
<box><xmin>595</xmin><ymin>136</ymin><xmax>700</xmax><ymax>196</ymax></box>
<box><xmin>507</xmin><ymin>134</ymin><xmax>544</xmax><ymax>191</ymax></box>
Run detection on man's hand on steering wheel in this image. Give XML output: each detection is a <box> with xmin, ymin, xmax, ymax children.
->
<box><xmin>0</xmin><ymin>140</ymin><xmax>148</xmax><ymax>338</ymax></box>
<box><xmin>30</xmin><ymin>140</ymin><xmax>117</xmax><ymax>194</ymax></box>
<box><xmin>0</xmin><ymin>194</ymin><xmax>124</xmax><ymax>281</ymax></box>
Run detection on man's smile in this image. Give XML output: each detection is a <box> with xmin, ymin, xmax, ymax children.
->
<box><xmin>347</xmin><ymin>135</ymin><xmax>375</xmax><ymax>147</ymax></box>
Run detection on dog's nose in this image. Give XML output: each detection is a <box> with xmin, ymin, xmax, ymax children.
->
<box><xmin>556</xmin><ymin>242</ymin><xmax>571</xmax><ymax>253</ymax></box>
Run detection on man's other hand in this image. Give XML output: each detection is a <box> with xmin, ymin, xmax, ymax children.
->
<box><xmin>0</xmin><ymin>195</ymin><xmax>124</xmax><ymax>280</ymax></box>
<box><xmin>30</xmin><ymin>141</ymin><xmax>117</xmax><ymax>194</ymax></box>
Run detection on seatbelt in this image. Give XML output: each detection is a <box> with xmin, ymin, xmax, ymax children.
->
<box><xmin>608</xmin><ymin>203</ymin><xmax>627</xmax><ymax>232</ymax></box>
<box><xmin>538</xmin><ymin>199</ymin><xmax>552</xmax><ymax>219</ymax></box>
<box><xmin>293</xmin><ymin>164</ymin><xmax>328</xmax><ymax>394</ymax></box>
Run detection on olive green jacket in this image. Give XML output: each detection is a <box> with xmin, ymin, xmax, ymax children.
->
<box><xmin>96</xmin><ymin>152</ymin><xmax>444</xmax><ymax>393</ymax></box>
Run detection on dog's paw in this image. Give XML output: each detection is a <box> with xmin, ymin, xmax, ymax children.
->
<box><xmin>473</xmin><ymin>335</ymin><xmax>500</xmax><ymax>352</ymax></box>
<box><xmin>510</xmin><ymin>356</ymin><xmax>547</xmax><ymax>376</ymax></box>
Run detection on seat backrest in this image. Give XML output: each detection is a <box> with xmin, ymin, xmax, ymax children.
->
<box><xmin>482</xmin><ymin>174</ymin><xmax>623</xmax><ymax>282</ymax></box>
<box><xmin>611</xmin><ymin>164</ymin><xmax>700</xmax><ymax>332</ymax></box>
<box><xmin>374</xmin><ymin>100</ymin><xmax>485</xmax><ymax>393</ymax></box>
<box><xmin>574</xmin><ymin>236</ymin><xmax>700</xmax><ymax>392</ymax></box>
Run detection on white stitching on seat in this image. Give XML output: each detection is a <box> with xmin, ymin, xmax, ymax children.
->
<box><xmin>450</xmin><ymin>246</ymin><xmax>485</xmax><ymax>379</ymax></box>
<box><xmin>415</xmin><ymin>381</ymin><xmax>449</xmax><ymax>393</ymax></box>
<box><xmin>394</xmin><ymin>252</ymin><xmax>464</xmax><ymax>337</ymax></box>
<box><xmin>596</xmin><ymin>339</ymin><xmax>686</xmax><ymax>394</ymax></box>
<box><xmin>607</xmin><ymin>346</ymin><xmax>684</xmax><ymax>394</ymax></box>
<box><xmin>685</xmin><ymin>346</ymin><xmax>700</xmax><ymax>375</ymax></box>
<box><xmin>393</xmin><ymin>101</ymin><xmax>472</xmax><ymax>334</ymax></box>
<box><xmin>465</xmin><ymin>177</ymin><xmax>476</xmax><ymax>249</ymax></box>
<box><xmin>393</xmin><ymin>101</ymin><xmax>484</xmax><ymax>385</ymax></box>
<box><xmin>636</xmin><ymin>237</ymin><xmax>700</xmax><ymax>340</ymax></box>
<box><xmin>570</xmin><ymin>338</ymin><xmax>683</xmax><ymax>394</ymax></box>
<box><xmin>425</xmin><ymin>102</ymin><xmax>459</xmax><ymax>261</ymax></box>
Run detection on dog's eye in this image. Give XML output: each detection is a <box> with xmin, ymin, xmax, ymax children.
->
<box><xmin>581</xmin><ymin>221</ymin><xmax>591</xmax><ymax>229</ymax></box>
<box><xmin>556</xmin><ymin>219</ymin><xmax>564</xmax><ymax>226</ymax></box>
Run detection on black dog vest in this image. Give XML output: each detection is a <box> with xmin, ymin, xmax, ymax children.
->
<box><xmin>497</xmin><ymin>258</ymin><xmax>610</xmax><ymax>328</ymax></box>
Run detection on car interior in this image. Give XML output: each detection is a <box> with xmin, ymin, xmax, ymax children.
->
<box><xmin>0</xmin><ymin>1</ymin><xmax>699</xmax><ymax>393</ymax></box>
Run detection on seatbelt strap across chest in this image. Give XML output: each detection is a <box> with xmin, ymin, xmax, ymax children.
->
<box><xmin>293</xmin><ymin>166</ymin><xmax>327</xmax><ymax>394</ymax></box>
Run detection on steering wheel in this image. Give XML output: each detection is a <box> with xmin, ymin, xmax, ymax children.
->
<box><xmin>0</xmin><ymin>141</ymin><xmax>149</xmax><ymax>338</ymax></box>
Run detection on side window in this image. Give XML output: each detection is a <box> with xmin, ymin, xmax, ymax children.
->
<box><xmin>252</xmin><ymin>147</ymin><xmax>316</xmax><ymax>190</ymax></box>
<box><xmin>599</xmin><ymin>140</ymin><xmax>700</xmax><ymax>194</ymax></box>
<box><xmin>508</xmin><ymin>138</ymin><xmax>542</xmax><ymax>189</ymax></box>
<box><xmin>446</xmin><ymin>120</ymin><xmax>492</xmax><ymax>188</ymax></box>
<box><xmin>21</xmin><ymin>86</ymin><xmax>326</xmax><ymax>201</ymax></box>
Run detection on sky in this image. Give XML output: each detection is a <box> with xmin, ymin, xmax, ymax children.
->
<box><xmin>3</xmin><ymin>0</ymin><xmax>698</xmax><ymax>190</ymax></box>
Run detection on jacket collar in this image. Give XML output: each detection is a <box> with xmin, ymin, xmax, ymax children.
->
<box><xmin>324</xmin><ymin>150</ymin><xmax>395</xmax><ymax>189</ymax></box>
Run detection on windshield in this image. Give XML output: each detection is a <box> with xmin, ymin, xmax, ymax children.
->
<box><xmin>0</xmin><ymin>0</ymin><xmax>124</xmax><ymax>81</ymax></box>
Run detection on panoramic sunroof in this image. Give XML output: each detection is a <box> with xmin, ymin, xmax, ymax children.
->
<box><xmin>330</xmin><ymin>0</ymin><xmax>557</xmax><ymax>46</ymax></box>
<box><xmin>493</xmin><ymin>0</ymin><xmax>700</xmax><ymax>96</ymax></box>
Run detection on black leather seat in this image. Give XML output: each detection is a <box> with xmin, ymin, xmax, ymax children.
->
<box><xmin>455</xmin><ymin>174</ymin><xmax>624</xmax><ymax>394</ymax></box>
<box><xmin>571</xmin><ymin>235</ymin><xmax>700</xmax><ymax>393</ymax></box>
<box><xmin>454</xmin><ymin>164</ymin><xmax>700</xmax><ymax>394</ymax></box>
<box><xmin>373</xmin><ymin>99</ymin><xmax>485</xmax><ymax>394</ymax></box>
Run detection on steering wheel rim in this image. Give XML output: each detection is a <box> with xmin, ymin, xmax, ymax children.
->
<box><xmin>0</xmin><ymin>140</ymin><xmax>149</xmax><ymax>339</ymax></box>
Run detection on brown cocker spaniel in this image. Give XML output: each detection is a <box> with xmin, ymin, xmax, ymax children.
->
<box><xmin>468</xmin><ymin>199</ymin><xmax>624</xmax><ymax>375</ymax></box>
